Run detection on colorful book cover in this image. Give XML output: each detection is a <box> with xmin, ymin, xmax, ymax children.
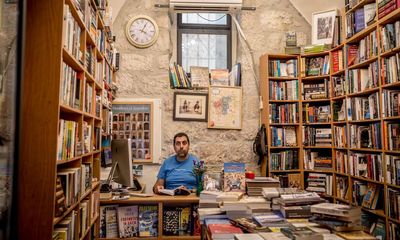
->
<box><xmin>139</xmin><ymin>205</ymin><xmax>158</xmax><ymax>237</ymax></box>
<box><xmin>179</xmin><ymin>207</ymin><xmax>191</xmax><ymax>236</ymax></box>
<box><xmin>163</xmin><ymin>207</ymin><xmax>179</xmax><ymax>236</ymax></box>
<box><xmin>203</xmin><ymin>172</ymin><xmax>222</xmax><ymax>191</ymax></box>
<box><xmin>223</xmin><ymin>162</ymin><xmax>246</xmax><ymax>192</ymax></box>
<box><xmin>105</xmin><ymin>205</ymin><xmax>118</xmax><ymax>238</ymax></box>
<box><xmin>117</xmin><ymin>205</ymin><xmax>139</xmax><ymax>238</ymax></box>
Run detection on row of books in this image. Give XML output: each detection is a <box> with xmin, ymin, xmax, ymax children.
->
<box><xmin>331</xmin><ymin>49</ymin><xmax>344</xmax><ymax>73</ymax></box>
<box><xmin>350</xmin><ymin>31</ymin><xmax>378</xmax><ymax>64</ymax></box>
<box><xmin>169</xmin><ymin>63</ymin><xmax>242</xmax><ymax>89</ymax></box>
<box><xmin>270</xmin><ymin>127</ymin><xmax>297</xmax><ymax>147</ymax></box>
<box><xmin>301</xmin><ymin>56</ymin><xmax>330</xmax><ymax>77</ymax></box>
<box><xmin>347</xmin><ymin>93</ymin><xmax>380</xmax><ymax>120</ymax></box>
<box><xmin>332</xmin><ymin>100</ymin><xmax>346</xmax><ymax>121</ymax></box>
<box><xmin>61</xmin><ymin>63</ymin><xmax>82</xmax><ymax>110</ymax></box>
<box><xmin>349</xmin><ymin>123</ymin><xmax>382</xmax><ymax>149</ymax></box>
<box><xmin>268</xmin><ymin>59</ymin><xmax>298</xmax><ymax>77</ymax></box>
<box><xmin>269</xmin><ymin>103</ymin><xmax>298</xmax><ymax>124</ymax></box>
<box><xmin>386</xmin><ymin>154</ymin><xmax>400</xmax><ymax>185</ymax></box>
<box><xmin>386</xmin><ymin>123</ymin><xmax>400</xmax><ymax>150</ymax></box>
<box><xmin>306</xmin><ymin>173</ymin><xmax>333</xmax><ymax>196</ymax></box>
<box><xmin>381</xmin><ymin>52</ymin><xmax>400</xmax><ymax>85</ymax></box>
<box><xmin>335</xmin><ymin>151</ymin><xmax>349</xmax><ymax>174</ymax></box>
<box><xmin>268</xmin><ymin>80</ymin><xmax>299</xmax><ymax>100</ymax></box>
<box><xmin>347</xmin><ymin>62</ymin><xmax>379</xmax><ymax>94</ymax></box>
<box><xmin>63</xmin><ymin>4</ymin><xmax>83</xmax><ymax>62</ymax></box>
<box><xmin>332</xmin><ymin>76</ymin><xmax>347</xmax><ymax>97</ymax></box>
<box><xmin>348</xmin><ymin>153</ymin><xmax>383</xmax><ymax>182</ymax></box>
<box><xmin>99</xmin><ymin>205</ymin><xmax>159</xmax><ymax>238</ymax></box>
<box><xmin>302</xmin><ymin>79</ymin><xmax>330</xmax><ymax>100</ymax></box>
<box><xmin>303</xmin><ymin>150</ymin><xmax>332</xmax><ymax>170</ymax></box>
<box><xmin>270</xmin><ymin>150</ymin><xmax>299</xmax><ymax>171</ymax></box>
<box><xmin>378</xmin><ymin>0</ymin><xmax>400</xmax><ymax>19</ymax></box>
<box><xmin>57</xmin><ymin>119</ymin><xmax>78</xmax><ymax>160</ymax></box>
<box><xmin>302</xmin><ymin>127</ymin><xmax>332</xmax><ymax>147</ymax></box>
<box><xmin>345</xmin><ymin>3</ymin><xmax>375</xmax><ymax>38</ymax></box>
<box><xmin>302</xmin><ymin>104</ymin><xmax>330</xmax><ymax>123</ymax></box>
<box><xmin>85</xmin><ymin>45</ymin><xmax>95</xmax><ymax>76</ymax></box>
<box><xmin>380</xmin><ymin>19</ymin><xmax>400</xmax><ymax>53</ymax></box>
<box><xmin>334</xmin><ymin>126</ymin><xmax>347</xmax><ymax>148</ymax></box>
<box><xmin>382</xmin><ymin>90</ymin><xmax>400</xmax><ymax>118</ymax></box>
<box><xmin>57</xmin><ymin>166</ymin><xmax>90</xmax><ymax>209</ymax></box>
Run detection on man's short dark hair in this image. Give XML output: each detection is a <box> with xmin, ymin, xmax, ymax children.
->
<box><xmin>174</xmin><ymin>132</ymin><xmax>190</xmax><ymax>145</ymax></box>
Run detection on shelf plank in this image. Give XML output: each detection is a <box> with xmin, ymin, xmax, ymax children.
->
<box><xmin>346</xmin><ymin>23</ymin><xmax>377</xmax><ymax>44</ymax></box>
<box><xmin>380</xmin><ymin>45</ymin><xmax>400</xmax><ymax>58</ymax></box>
<box><xmin>348</xmin><ymin>56</ymin><xmax>378</xmax><ymax>70</ymax></box>
<box><xmin>331</xmin><ymin>69</ymin><xmax>345</xmax><ymax>76</ymax></box>
<box><xmin>347</xmin><ymin>87</ymin><xmax>380</xmax><ymax>97</ymax></box>
<box><xmin>301</xmin><ymin>75</ymin><xmax>330</xmax><ymax>80</ymax></box>
<box><xmin>268</xmin><ymin>77</ymin><xmax>298</xmax><ymax>81</ymax></box>
<box><xmin>346</xmin><ymin>0</ymin><xmax>376</xmax><ymax>14</ymax></box>
<box><xmin>100</xmin><ymin>194</ymin><xmax>199</xmax><ymax>205</ymax></box>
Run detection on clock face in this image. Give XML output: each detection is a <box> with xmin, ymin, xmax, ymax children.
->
<box><xmin>126</xmin><ymin>15</ymin><xmax>159</xmax><ymax>48</ymax></box>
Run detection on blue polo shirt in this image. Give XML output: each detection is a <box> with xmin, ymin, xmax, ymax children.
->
<box><xmin>157</xmin><ymin>154</ymin><xmax>199</xmax><ymax>190</ymax></box>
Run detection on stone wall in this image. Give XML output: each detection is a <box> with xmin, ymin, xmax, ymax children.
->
<box><xmin>108</xmin><ymin>0</ymin><xmax>311</xmax><ymax>192</ymax></box>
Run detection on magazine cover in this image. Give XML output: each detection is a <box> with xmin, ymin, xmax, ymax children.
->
<box><xmin>203</xmin><ymin>172</ymin><xmax>222</xmax><ymax>191</ymax></box>
<box><xmin>139</xmin><ymin>205</ymin><xmax>158</xmax><ymax>237</ymax></box>
<box><xmin>117</xmin><ymin>205</ymin><xmax>139</xmax><ymax>238</ymax></box>
<box><xmin>223</xmin><ymin>162</ymin><xmax>246</xmax><ymax>192</ymax></box>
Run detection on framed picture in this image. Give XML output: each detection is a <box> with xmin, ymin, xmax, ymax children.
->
<box><xmin>208</xmin><ymin>86</ymin><xmax>242</xmax><ymax>130</ymax></box>
<box><xmin>173</xmin><ymin>92</ymin><xmax>208</xmax><ymax>121</ymax></box>
<box><xmin>312</xmin><ymin>9</ymin><xmax>338</xmax><ymax>45</ymax></box>
<box><xmin>112</xmin><ymin>99</ymin><xmax>162</xmax><ymax>164</ymax></box>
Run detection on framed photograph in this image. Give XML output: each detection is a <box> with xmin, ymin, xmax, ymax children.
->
<box><xmin>312</xmin><ymin>9</ymin><xmax>338</xmax><ymax>45</ymax></box>
<box><xmin>173</xmin><ymin>92</ymin><xmax>208</xmax><ymax>121</ymax></box>
<box><xmin>112</xmin><ymin>99</ymin><xmax>162</xmax><ymax>164</ymax></box>
<box><xmin>208</xmin><ymin>86</ymin><xmax>242</xmax><ymax>130</ymax></box>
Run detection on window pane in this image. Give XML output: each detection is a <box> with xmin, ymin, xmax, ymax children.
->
<box><xmin>181</xmin><ymin>13</ymin><xmax>227</xmax><ymax>25</ymax></box>
<box><xmin>181</xmin><ymin>33</ymin><xmax>228</xmax><ymax>72</ymax></box>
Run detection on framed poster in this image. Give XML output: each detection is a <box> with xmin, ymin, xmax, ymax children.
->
<box><xmin>112</xmin><ymin>99</ymin><xmax>161</xmax><ymax>164</ymax></box>
<box><xmin>208</xmin><ymin>86</ymin><xmax>242</xmax><ymax>130</ymax></box>
<box><xmin>311</xmin><ymin>9</ymin><xmax>338</xmax><ymax>45</ymax></box>
<box><xmin>173</xmin><ymin>92</ymin><xmax>208</xmax><ymax>121</ymax></box>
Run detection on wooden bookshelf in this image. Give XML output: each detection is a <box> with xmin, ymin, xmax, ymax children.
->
<box><xmin>260</xmin><ymin>2</ymin><xmax>400</xmax><ymax>238</ymax></box>
<box><xmin>18</xmin><ymin>0</ymin><xmax>115</xmax><ymax>239</ymax></box>
<box><xmin>99</xmin><ymin>195</ymin><xmax>200</xmax><ymax>240</ymax></box>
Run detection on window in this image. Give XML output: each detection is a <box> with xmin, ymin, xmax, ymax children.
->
<box><xmin>177</xmin><ymin>13</ymin><xmax>232</xmax><ymax>73</ymax></box>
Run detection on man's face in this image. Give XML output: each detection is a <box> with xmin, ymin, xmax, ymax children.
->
<box><xmin>174</xmin><ymin>136</ymin><xmax>189</xmax><ymax>160</ymax></box>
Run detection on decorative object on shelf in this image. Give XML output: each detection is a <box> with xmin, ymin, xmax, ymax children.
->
<box><xmin>312</xmin><ymin>9</ymin><xmax>338</xmax><ymax>45</ymax></box>
<box><xmin>208</xmin><ymin>86</ymin><xmax>242</xmax><ymax>130</ymax></box>
<box><xmin>125</xmin><ymin>15</ymin><xmax>159</xmax><ymax>48</ymax></box>
<box><xmin>173</xmin><ymin>92</ymin><xmax>208</xmax><ymax>122</ymax></box>
<box><xmin>192</xmin><ymin>160</ymin><xmax>206</xmax><ymax>196</ymax></box>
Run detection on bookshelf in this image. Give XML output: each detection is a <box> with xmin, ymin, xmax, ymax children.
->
<box><xmin>18</xmin><ymin>0</ymin><xmax>115</xmax><ymax>239</ymax></box>
<box><xmin>99</xmin><ymin>195</ymin><xmax>200</xmax><ymax>239</ymax></box>
<box><xmin>259</xmin><ymin>54</ymin><xmax>303</xmax><ymax>188</ymax></box>
<box><xmin>260</xmin><ymin>1</ymin><xmax>400</xmax><ymax>238</ymax></box>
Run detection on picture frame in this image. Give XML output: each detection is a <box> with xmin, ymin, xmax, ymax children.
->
<box><xmin>311</xmin><ymin>9</ymin><xmax>338</xmax><ymax>45</ymax></box>
<box><xmin>208</xmin><ymin>86</ymin><xmax>242</xmax><ymax>130</ymax></box>
<box><xmin>112</xmin><ymin>99</ymin><xmax>162</xmax><ymax>164</ymax></box>
<box><xmin>173</xmin><ymin>92</ymin><xmax>208</xmax><ymax>121</ymax></box>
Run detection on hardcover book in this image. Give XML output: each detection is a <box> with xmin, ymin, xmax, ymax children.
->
<box><xmin>223</xmin><ymin>162</ymin><xmax>246</xmax><ymax>192</ymax></box>
<box><xmin>117</xmin><ymin>205</ymin><xmax>139</xmax><ymax>238</ymax></box>
<box><xmin>163</xmin><ymin>208</ymin><xmax>179</xmax><ymax>236</ymax></box>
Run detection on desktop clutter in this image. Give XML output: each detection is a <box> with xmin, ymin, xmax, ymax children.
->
<box><xmin>197</xmin><ymin>162</ymin><xmax>379</xmax><ymax>240</ymax></box>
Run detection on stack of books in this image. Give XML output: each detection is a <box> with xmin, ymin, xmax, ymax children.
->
<box><xmin>279</xmin><ymin>192</ymin><xmax>324</xmax><ymax>219</ymax></box>
<box><xmin>246</xmin><ymin>177</ymin><xmax>280</xmax><ymax>196</ymax></box>
<box><xmin>309</xmin><ymin>203</ymin><xmax>362</xmax><ymax>232</ymax></box>
<box><xmin>262</xmin><ymin>188</ymin><xmax>305</xmax><ymax>211</ymax></box>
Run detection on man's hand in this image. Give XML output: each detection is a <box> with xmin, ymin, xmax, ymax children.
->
<box><xmin>153</xmin><ymin>179</ymin><xmax>165</xmax><ymax>194</ymax></box>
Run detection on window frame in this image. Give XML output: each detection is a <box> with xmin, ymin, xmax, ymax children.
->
<box><xmin>177</xmin><ymin>13</ymin><xmax>232</xmax><ymax>71</ymax></box>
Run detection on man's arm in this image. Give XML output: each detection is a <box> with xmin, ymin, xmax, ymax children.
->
<box><xmin>153</xmin><ymin>178</ymin><xmax>165</xmax><ymax>194</ymax></box>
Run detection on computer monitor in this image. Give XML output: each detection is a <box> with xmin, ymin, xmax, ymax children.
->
<box><xmin>109</xmin><ymin>139</ymin><xmax>133</xmax><ymax>188</ymax></box>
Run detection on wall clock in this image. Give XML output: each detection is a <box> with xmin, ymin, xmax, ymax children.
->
<box><xmin>125</xmin><ymin>15</ymin><xmax>159</xmax><ymax>48</ymax></box>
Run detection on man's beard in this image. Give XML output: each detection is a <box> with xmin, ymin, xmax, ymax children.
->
<box><xmin>177</xmin><ymin>150</ymin><xmax>188</xmax><ymax>159</ymax></box>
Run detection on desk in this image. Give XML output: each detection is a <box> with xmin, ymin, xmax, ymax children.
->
<box><xmin>99</xmin><ymin>194</ymin><xmax>200</xmax><ymax>240</ymax></box>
